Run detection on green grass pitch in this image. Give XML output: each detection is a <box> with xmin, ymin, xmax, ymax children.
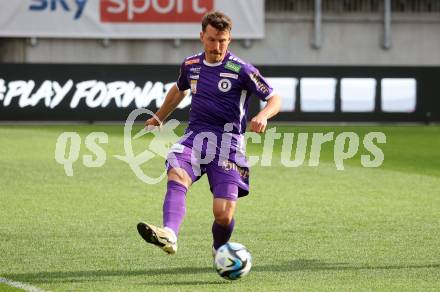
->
<box><xmin>1</xmin><ymin>124</ymin><xmax>439</xmax><ymax>291</ymax></box>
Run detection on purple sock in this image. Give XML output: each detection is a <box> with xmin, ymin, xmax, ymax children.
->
<box><xmin>163</xmin><ymin>181</ymin><xmax>187</xmax><ymax>237</ymax></box>
<box><xmin>212</xmin><ymin>218</ymin><xmax>235</xmax><ymax>250</ymax></box>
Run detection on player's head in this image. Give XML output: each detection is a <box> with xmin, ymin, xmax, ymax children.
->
<box><xmin>200</xmin><ymin>11</ymin><xmax>232</xmax><ymax>63</ymax></box>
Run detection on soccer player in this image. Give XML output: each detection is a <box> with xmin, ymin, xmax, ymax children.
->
<box><xmin>137</xmin><ymin>11</ymin><xmax>281</xmax><ymax>255</ymax></box>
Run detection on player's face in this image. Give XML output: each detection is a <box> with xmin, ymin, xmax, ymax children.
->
<box><xmin>200</xmin><ymin>24</ymin><xmax>231</xmax><ymax>63</ymax></box>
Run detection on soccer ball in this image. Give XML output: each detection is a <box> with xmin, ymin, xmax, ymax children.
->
<box><xmin>214</xmin><ymin>242</ymin><xmax>252</xmax><ymax>280</ymax></box>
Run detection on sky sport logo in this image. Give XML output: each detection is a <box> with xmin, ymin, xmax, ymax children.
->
<box><xmin>29</xmin><ymin>0</ymin><xmax>88</xmax><ymax>20</ymax></box>
<box><xmin>28</xmin><ymin>0</ymin><xmax>213</xmax><ymax>22</ymax></box>
<box><xmin>54</xmin><ymin>109</ymin><xmax>386</xmax><ymax>184</ymax></box>
<box><xmin>100</xmin><ymin>0</ymin><xmax>213</xmax><ymax>23</ymax></box>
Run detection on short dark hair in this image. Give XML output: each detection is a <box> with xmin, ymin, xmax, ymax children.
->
<box><xmin>202</xmin><ymin>11</ymin><xmax>232</xmax><ymax>32</ymax></box>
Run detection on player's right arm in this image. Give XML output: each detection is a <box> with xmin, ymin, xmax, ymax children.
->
<box><xmin>145</xmin><ymin>84</ymin><xmax>188</xmax><ymax>127</ymax></box>
<box><xmin>145</xmin><ymin>61</ymin><xmax>191</xmax><ymax>127</ymax></box>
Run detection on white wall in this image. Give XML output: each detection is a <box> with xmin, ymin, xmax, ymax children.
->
<box><xmin>1</xmin><ymin>17</ymin><xmax>440</xmax><ymax>65</ymax></box>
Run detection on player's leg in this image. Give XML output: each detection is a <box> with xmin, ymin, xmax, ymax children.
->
<box><xmin>162</xmin><ymin>167</ymin><xmax>192</xmax><ymax>238</ymax></box>
<box><xmin>206</xmin><ymin>159</ymin><xmax>249</xmax><ymax>255</ymax></box>
<box><xmin>137</xmin><ymin>168</ymin><xmax>192</xmax><ymax>254</ymax></box>
<box><xmin>138</xmin><ymin>146</ymin><xmax>198</xmax><ymax>254</ymax></box>
<box><xmin>212</xmin><ymin>191</ymin><xmax>237</xmax><ymax>251</ymax></box>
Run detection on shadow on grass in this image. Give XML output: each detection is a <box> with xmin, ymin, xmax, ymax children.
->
<box><xmin>252</xmin><ymin>259</ymin><xmax>440</xmax><ymax>273</ymax></box>
<box><xmin>138</xmin><ymin>280</ymin><xmax>225</xmax><ymax>286</ymax></box>
<box><xmin>3</xmin><ymin>259</ymin><xmax>439</xmax><ymax>285</ymax></box>
<box><xmin>2</xmin><ymin>266</ymin><xmax>213</xmax><ymax>284</ymax></box>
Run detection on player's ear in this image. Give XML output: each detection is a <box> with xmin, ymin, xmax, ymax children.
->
<box><xmin>200</xmin><ymin>31</ymin><xmax>204</xmax><ymax>42</ymax></box>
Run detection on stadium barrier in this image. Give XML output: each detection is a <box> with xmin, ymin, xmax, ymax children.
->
<box><xmin>0</xmin><ymin>64</ymin><xmax>438</xmax><ymax>123</ymax></box>
<box><xmin>266</xmin><ymin>0</ymin><xmax>440</xmax><ymax>13</ymax></box>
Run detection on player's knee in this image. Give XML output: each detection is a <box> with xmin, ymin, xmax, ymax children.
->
<box><xmin>214</xmin><ymin>213</ymin><xmax>233</xmax><ymax>226</ymax></box>
<box><xmin>168</xmin><ymin>168</ymin><xmax>192</xmax><ymax>188</ymax></box>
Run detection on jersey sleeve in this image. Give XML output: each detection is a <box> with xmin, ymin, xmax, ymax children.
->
<box><xmin>243</xmin><ymin>64</ymin><xmax>274</xmax><ymax>101</ymax></box>
<box><xmin>176</xmin><ymin>62</ymin><xmax>190</xmax><ymax>91</ymax></box>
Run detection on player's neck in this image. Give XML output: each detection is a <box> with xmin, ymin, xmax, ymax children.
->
<box><xmin>204</xmin><ymin>52</ymin><xmax>228</xmax><ymax>65</ymax></box>
<box><xmin>204</xmin><ymin>57</ymin><xmax>223</xmax><ymax>65</ymax></box>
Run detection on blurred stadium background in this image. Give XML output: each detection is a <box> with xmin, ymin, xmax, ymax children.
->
<box><xmin>1</xmin><ymin>0</ymin><xmax>439</xmax><ymax>123</ymax></box>
<box><xmin>1</xmin><ymin>1</ymin><xmax>440</xmax><ymax>291</ymax></box>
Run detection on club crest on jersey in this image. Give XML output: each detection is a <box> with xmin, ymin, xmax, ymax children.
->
<box><xmin>225</xmin><ymin>61</ymin><xmax>241</xmax><ymax>73</ymax></box>
<box><xmin>218</xmin><ymin>79</ymin><xmax>232</xmax><ymax>92</ymax></box>
<box><xmin>191</xmin><ymin>80</ymin><xmax>197</xmax><ymax>94</ymax></box>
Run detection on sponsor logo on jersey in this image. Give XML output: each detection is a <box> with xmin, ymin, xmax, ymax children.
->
<box><xmin>189</xmin><ymin>74</ymin><xmax>199</xmax><ymax>80</ymax></box>
<box><xmin>190</xmin><ymin>80</ymin><xmax>197</xmax><ymax>94</ymax></box>
<box><xmin>220</xmin><ymin>72</ymin><xmax>238</xmax><ymax>79</ymax></box>
<box><xmin>218</xmin><ymin>79</ymin><xmax>232</xmax><ymax>92</ymax></box>
<box><xmin>249</xmin><ymin>72</ymin><xmax>270</xmax><ymax>94</ymax></box>
<box><xmin>189</xmin><ymin>67</ymin><xmax>201</xmax><ymax>74</ymax></box>
<box><xmin>225</xmin><ymin>61</ymin><xmax>241</xmax><ymax>73</ymax></box>
<box><xmin>185</xmin><ymin>59</ymin><xmax>200</xmax><ymax>66</ymax></box>
<box><xmin>221</xmin><ymin>160</ymin><xmax>249</xmax><ymax>178</ymax></box>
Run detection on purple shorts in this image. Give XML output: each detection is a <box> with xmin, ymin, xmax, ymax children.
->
<box><xmin>165</xmin><ymin>132</ymin><xmax>249</xmax><ymax>201</ymax></box>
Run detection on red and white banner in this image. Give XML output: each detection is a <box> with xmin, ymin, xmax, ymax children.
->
<box><xmin>0</xmin><ymin>0</ymin><xmax>264</xmax><ymax>39</ymax></box>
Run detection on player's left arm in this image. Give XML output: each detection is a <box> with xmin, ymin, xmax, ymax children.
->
<box><xmin>243</xmin><ymin>64</ymin><xmax>281</xmax><ymax>133</ymax></box>
<box><xmin>249</xmin><ymin>94</ymin><xmax>281</xmax><ymax>133</ymax></box>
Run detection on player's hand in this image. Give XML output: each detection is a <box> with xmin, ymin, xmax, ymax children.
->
<box><xmin>144</xmin><ymin>117</ymin><xmax>161</xmax><ymax>131</ymax></box>
<box><xmin>249</xmin><ymin>114</ymin><xmax>268</xmax><ymax>133</ymax></box>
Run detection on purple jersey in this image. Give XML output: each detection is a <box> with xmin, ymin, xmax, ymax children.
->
<box><xmin>176</xmin><ymin>51</ymin><xmax>274</xmax><ymax>136</ymax></box>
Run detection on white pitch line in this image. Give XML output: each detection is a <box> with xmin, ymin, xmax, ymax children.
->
<box><xmin>0</xmin><ymin>277</ymin><xmax>45</xmax><ymax>292</ymax></box>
